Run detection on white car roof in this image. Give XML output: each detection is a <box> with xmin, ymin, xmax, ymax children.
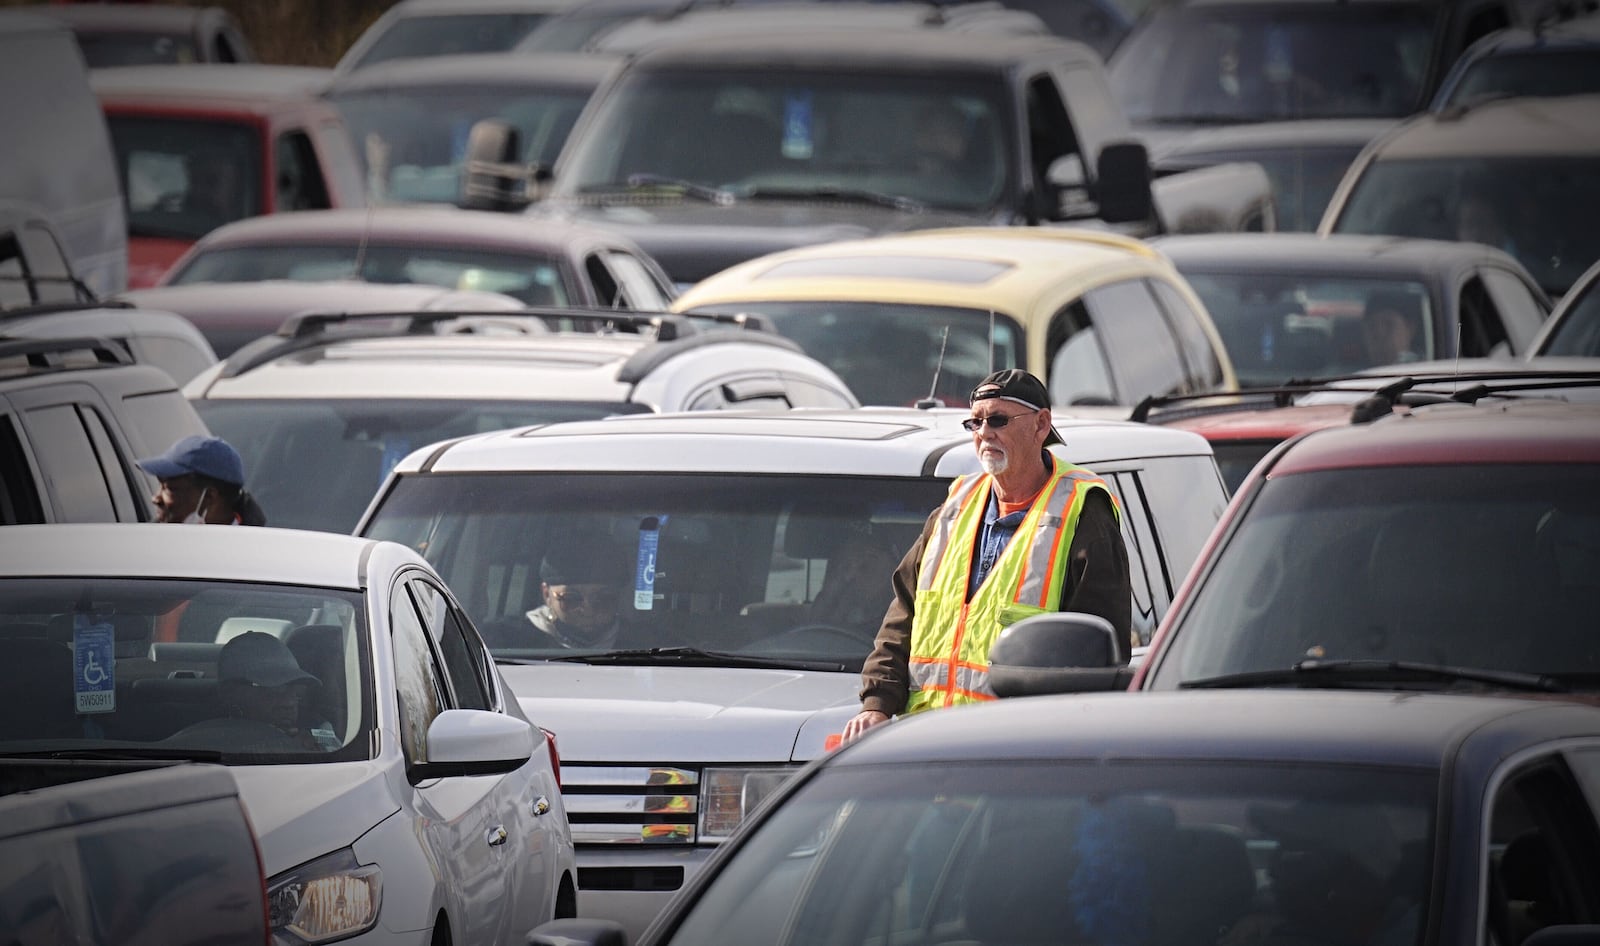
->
<box><xmin>0</xmin><ymin>524</ymin><xmax>405</xmax><ymax>587</ymax></box>
<box><xmin>396</xmin><ymin>407</ymin><xmax>1215</xmax><ymax>479</ymax></box>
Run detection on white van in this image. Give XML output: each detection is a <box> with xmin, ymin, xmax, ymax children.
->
<box><xmin>0</xmin><ymin>12</ymin><xmax>127</xmax><ymax>298</ymax></box>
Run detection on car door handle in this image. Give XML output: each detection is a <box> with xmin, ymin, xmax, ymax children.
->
<box><xmin>486</xmin><ymin>825</ymin><xmax>508</xmax><ymax>847</ymax></box>
<box><xmin>532</xmin><ymin>795</ymin><xmax>551</xmax><ymax>817</ymax></box>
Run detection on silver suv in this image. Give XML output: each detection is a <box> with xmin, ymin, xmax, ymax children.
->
<box><xmin>184</xmin><ymin>307</ymin><xmax>858</xmax><ymax>534</ymax></box>
<box><xmin>355</xmin><ymin>406</ymin><xmax>1227</xmax><ymax>939</ymax></box>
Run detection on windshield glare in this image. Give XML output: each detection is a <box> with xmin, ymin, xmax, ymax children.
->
<box><xmin>196</xmin><ymin>399</ymin><xmax>640</xmax><ymax>534</ymax></box>
<box><xmin>693</xmin><ymin>301</ymin><xmax>1024</xmax><ymax>407</ymax></box>
<box><xmin>170</xmin><ymin>243</ymin><xmax>572</xmax><ymax>305</ymax></box>
<box><xmin>1148</xmin><ymin>465</ymin><xmax>1600</xmax><ymax>687</ymax></box>
<box><xmin>0</xmin><ymin>578</ymin><xmax>369</xmax><ymax>762</ymax></box>
<box><xmin>332</xmin><ymin>86</ymin><xmax>594</xmax><ymax>204</ymax></box>
<box><xmin>556</xmin><ymin>71</ymin><xmax>1011</xmax><ymax>212</ymax></box>
<box><xmin>666</xmin><ymin>760</ymin><xmax>1433</xmax><ymax>946</ymax></box>
<box><xmin>1330</xmin><ymin>156</ymin><xmax>1600</xmax><ymax>297</ymax></box>
<box><xmin>1110</xmin><ymin>3</ymin><xmax>1435</xmax><ymax>123</ymax></box>
<box><xmin>1182</xmin><ymin>273</ymin><xmax>1434</xmax><ymax>386</ymax></box>
<box><xmin>362</xmin><ymin>472</ymin><xmax>947</xmax><ymax>668</ymax></box>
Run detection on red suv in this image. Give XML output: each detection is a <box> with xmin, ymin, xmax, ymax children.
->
<box><xmin>1010</xmin><ymin>395</ymin><xmax>1600</xmax><ymax>695</ymax></box>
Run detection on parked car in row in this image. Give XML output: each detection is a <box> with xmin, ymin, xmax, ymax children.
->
<box><xmin>335</xmin><ymin>0</ymin><xmax>580</xmax><ymax>75</ymax></box>
<box><xmin>91</xmin><ymin>64</ymin><xmax>366</xmax><ymax>288</ymax></box>
<box><xmin>1429</xmin><ymin>10</ymin><xmax>1600</xmax><ymax>111</ymax></box>
<box><xmin>0</xmin><ymin>523</ymin><xmax>576</xmax><ymax>945</ymax></box>
<box><xmin>158</xmin><ymin>206</ymin><xmax>677</xmax><ymax>312</ymax></box>
<box><xmin>533</xmin><ymin>688</ymin><xmax>1600</xmax><ymax>946</ymax></box>
<box><xmin>185</xmin><ymin>308</ymin><xmax>858</xmax><ymax>533</ymax></box>
<box><xmin>673</xmin><ymin>227</ymin><xmax>1236</xmax><ymax>409</ymax></box>
<box><xmin>119</xmin><ymin>278</ymin><xmax>528</xmax><ymax>357</ymax></box>
<box><xmin>0</xmin><ymin>336</ymin><xmax>209</xmax><ymax>525</ymax></box>
<box><xmin>34</xmin><ymin>2</ymin><xmax>256</xmax><ymax>67</ymax></box>
<box><xmin>356</xmin><ymin>407</ymin><xmax>1228</xmax><ymax>939</ymax></box>
<box><xmin>513</xmin><ymin>27</ymin><xmax>1271</xmax><ymax>285</ymax></box>
<box><xmin>1319</xmin><ymin>92</ymin><xmax>1600</xmax><ymax>299</ymax></box>
<box><xmin>324</xmin><ymin>52</ymin><xmax>619</xmax><ymax>205</ymax></box>
<box><xmin>1153</xmin><ymin>232</ymin><xmax>1552</xmax><ymax>388</ymax></box>
<box><xmin>2</xmin><ymin>290</ymin><xmax>216</xmax><ymax>386</ymax></box>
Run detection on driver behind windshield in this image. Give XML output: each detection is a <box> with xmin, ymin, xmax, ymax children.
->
<box><xmin>508</xmin><ymin>539</ymin><xmax>632</xmax><ymax>650</ymax></box>
<box><xmin>217</xmin><ymin>631</ymin><xmax>337</xmax><ymax>751</ymax></box>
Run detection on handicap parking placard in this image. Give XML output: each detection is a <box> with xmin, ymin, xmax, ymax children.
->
<box><xmin>73</xmin><ymin>618</ymin><xmax>115</xmax><ymax>714</ymax></box>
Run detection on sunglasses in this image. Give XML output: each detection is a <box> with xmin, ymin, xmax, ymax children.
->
<box><xmin>553</xmin><ymin>590</ymin><xmax>617</xmax><ymax>609</ymax></box>
<box><xmin>961</xmin><ymin>411</ymin><xmax>1033</xmax><ymax>432</ymax></box>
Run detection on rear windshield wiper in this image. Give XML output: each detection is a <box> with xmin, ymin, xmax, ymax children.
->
<box><xmin>743</xmin><ymin>185</ymin><xmax>927</xmax><ymax>213</ymax></box>
<box><xmin>543</xmin><ymin>645</ymin><xmax>847</xmax><ymax>672</ymax></box>
<box><xmin>1178</xmin><ymin>659</ymin><xmax>1565</xmax><ymax>693</ymax></box>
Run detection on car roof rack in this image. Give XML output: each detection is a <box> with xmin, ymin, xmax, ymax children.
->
<box><xmin>0</xmin><ymin>335</ymin><xmax>135</xmax><ymax>373</ymax></box>
<box><xmin>220</xmin><ymin>306</ymin><xmax>778</xmax><ymax>379</ymax></box>
<box><xmin>0</xmin><ymin>273</ymin><xmax>116</xmax><ymax>317</ymax></box>
<box><xmin>1132</xmin><ymin>369</ymin><xmax>1600</xmax><ymax>424</ymax></box>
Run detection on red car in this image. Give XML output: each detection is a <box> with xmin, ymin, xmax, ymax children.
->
<box><xmin>91</xmin><ymin>64</ymin><xmax>366</xmax><ymax>288</ymax></box>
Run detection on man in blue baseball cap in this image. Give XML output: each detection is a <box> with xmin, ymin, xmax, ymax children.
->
<box><xmin>136</xmin><ymin>435</ymin><xmax>267</xmax><ymax>525</ymax></box>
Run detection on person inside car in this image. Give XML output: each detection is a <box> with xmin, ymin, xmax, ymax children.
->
<box><xmin>137</xmin><ymin>434</ymin><xmax>267</xmax><ymax>526</ymax></box>
<box><xmin>483</xmin><ymin>538</ymin><xmax>635</xmax><ymax>650</ymax></box>
<box><xmin>1360</xmin><ymin>290</ymin><xmax>1423</xmax><ymax>367</ymax></box>
<box><xmin>166</xmin><ymin>631</ymin><xmax>335</xmax><ymax>751</ymax></box>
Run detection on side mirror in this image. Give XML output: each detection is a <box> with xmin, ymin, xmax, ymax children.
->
<box><xmin>527</xmin><ymin>917</ymin><xmax>630</xmax><ymax>946</ymax></box>
<box><xmin>1094</xmin><ymin>140</ymin><xmax>1155</xmax><ymax>225</ymax></box>
<box><xmin>461</xmin><ymin>119</ymin><xmax>541</xmax><ymax>212</ymax></box>
<box><xmin>408</xmin><ymin>708</ymin><xmax>534</xmax><ymax>782</ymax></box>
<box><xmin>987</xmin><ymin>612</ymin><xmax>1132</xmax><ymax>697</ymax></box>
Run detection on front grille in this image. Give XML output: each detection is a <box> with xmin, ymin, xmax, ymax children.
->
<box><xmin>563</xmin><ymin>765</ymin><xmax>700</xmax><ymax>845</ymax></box>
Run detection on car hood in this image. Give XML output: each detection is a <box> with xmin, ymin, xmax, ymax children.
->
<box><xmin>501</xmin><ymin>662</ymin><xmax>861</xmax><ymax>762</ymax></box>
<box><xmin>531</xmin><ymin>199</ymin><xmax>984</xmax><ymax>284</ymax></box>
<box><xmin>231</xmin><ymin>761</ymin><xmax>399</xmax><ymax>876</ymax></box>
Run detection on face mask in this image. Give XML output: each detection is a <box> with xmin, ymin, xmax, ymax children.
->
<box><xmin>182</xmin><ymin>487</ymin><xmax>210</xmax><ymax>525</ymax></box>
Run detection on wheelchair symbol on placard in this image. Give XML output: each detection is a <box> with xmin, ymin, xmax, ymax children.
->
<box><xmin>82</xmin><ymin>650</ymin><xmax>107</xmax><ymax>686</ymax></box>
<box><xmin>643</xmin><ymin>554</ymin><xmax>656</xmax><ymax>584</ymax></box>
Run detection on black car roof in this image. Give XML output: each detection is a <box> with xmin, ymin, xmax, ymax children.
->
<box><xmin>833</xmin><ymin>689</ymin><xmax>1600</xmax><ymax>770</ymax></box>
<box><xmin>624</xmin><ymin>28</ymin><xmax>1096</xmax><ymax>71</ymax></box>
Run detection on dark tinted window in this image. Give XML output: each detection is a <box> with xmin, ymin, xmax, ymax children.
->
<box><xmin>274</xmin><ymin>131</ymin><xmax>331</xmax><ymax>212</ymax></box>
<box><xmin>390</xmin><ymin>579</ymin><xmax>445</xmax><ymax>765</ymax></box>
<box><xmin>24</xmin><ymin>404</ymin><xmax>115</xmax><ymax>522</ymax></box>
<box><xmin>1442</xmin><ymin>48</ymin><xmax>1600</xmax><ymax>108</ymax></box>
<box><xmin>108</xmin><ymin>116</ymin><xmax>263</xmax><ymax>241</ymax></box>
<box><xmin>0</xmin><ymin>412</ymin><xmax>44</xmax><ymax>525</ymax></box>
<box><xmin>1149</xmin><ymin>464</ymin><xmax>1600</xmax><ymax>687</ymax></box>
<box><xmin>1085</xmin><ymin>280</ymin><xmax>1187</xmax><ymax>401</ymax></box>
<box><xmin>409</xmin><ymin>578</ymin><xmax>492</xmax><ymax>712</ymax></box>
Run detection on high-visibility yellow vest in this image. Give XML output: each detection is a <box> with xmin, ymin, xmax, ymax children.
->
<box><xmin>905</xmin><ymin>456</ymin><xmax>1117</xmax><ymax>715</ymax></box>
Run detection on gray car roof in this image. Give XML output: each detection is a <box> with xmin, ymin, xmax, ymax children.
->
<box><xmin>1153</xmin><ymin>232</ymin><xmax>1529</xmax><ymax>279</ymax></box>
<box><xmin>623</xmin><ymin>27</ymin><xmax>1098</xmax><ymax>71</ymax></box>
<box><xmin>325</xmin><ymin>50</ymin><xmax>619</xmax><ymax>93</ymax></box>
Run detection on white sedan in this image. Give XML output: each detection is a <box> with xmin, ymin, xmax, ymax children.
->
<box><xmin>0</xmin><ymin>524</ymin><xmax>575</xmax><ymax>945</ymax></box>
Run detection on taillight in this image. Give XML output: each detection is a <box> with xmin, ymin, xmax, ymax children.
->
<box><xmin>539</xmin><ymin>726</ymin><xmax>561</xmax><ymax>790</ymax></box>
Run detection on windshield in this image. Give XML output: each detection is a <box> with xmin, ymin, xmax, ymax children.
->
<box><xmin>168</xmin><ymin>242</ymin><xmax>573</xmax><ymax>306</ymax></box>
<box><xmin>108</xmin><ymin>116</ymin><xmax>263</xmax><ymax>241</ymax></box>
<box><xmin>1181</xmin><ymin>145</ymin><xmax>1363</xmax><ymax>231</ymax></box>
<box><xmin>331</xmin><ymin>84</ymin><xmax>595</xmax><ymax>204</ymax></box>
<box><xmin>1330</xmin><ymin>156</ymin><xmax>1600</xmax><ymax>297</ymax></box>
<box><xmin>348</xmin><ymin>13</ymin><xmax>554</xmax><ymax>70</ymax></box>
<box><xmin>0</xmin><ymin>578</ymin><xmax>370</xmax><ymax>763</ymax></box>
<box><xmin>556</xmin><ymin>69</ymin><xmax>1012</xmax><ymax>213</ymax></box>
<box><xmin>1440</xmin><ymin>49</ymin><xmax>1600</xmax><ymax>108</ymax></box>
<box><xmin>691</xmin><ymin>300</ymin><xmax>1024</xmax><ymax>407</ymax></box>
<box><xmin>196</xmin><ymin>399</ymin><xmax>644</xmax><ymax>534</ymax></box>
<box><xmin>1110</xmin><ymin>3</ymin><xmax>1435</xmax><ymax>123</ymax></box>
<box><xmin>1147</xmin><ymin>465</ymin><xmax>1600</xmax><ymax>688</ymax></box>
<box><xmin>1182</xmin><ymin>272</ymin><xmax>1435</xmax><ymax>386</ymax></box>
<box><xmin>362</xmin><ymin>472</ymin><xmax>947</xmax><ymax>668</ymax></box>
<box><xmin>665</xmin><ymin>759</ymin><xmax>1434</xmax><ymax>946</ymax></box>
<box><xmin>76</xmin><ymin>32</ymin><xmax>201</xmax><ymax>68</ymax></box>
<box><xmin>1539</xmin><ymin>277</ymin><xmax>1600</xmax><ymax>356</ymax></box>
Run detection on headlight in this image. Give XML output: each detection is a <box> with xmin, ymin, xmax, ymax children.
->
<box><xmin>700</xmin><ymin>767</ymin><xmax>793</xmax><ymax>841</ymax></box>
<box><xmin>267</xmin><ymin>849</ymin><xmax>382</xmax><ymax>945</ymax></box>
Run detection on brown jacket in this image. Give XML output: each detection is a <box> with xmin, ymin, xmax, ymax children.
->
<box><xmin>858</xmin><ymin>485</ymin><xmax>1130</xmax><ymax>716</ymax></box>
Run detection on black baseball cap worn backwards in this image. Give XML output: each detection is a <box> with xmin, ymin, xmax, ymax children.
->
<box><xmin>970</xmin><ymin>369</ymin><xmax>1063</xmax><ymax>446</ymax></box>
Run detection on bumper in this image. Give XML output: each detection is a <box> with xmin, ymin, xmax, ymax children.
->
<box><xmin>576</xmin><ymin>846</ymin><xmax>715</xmax><ymax>940</ymax></box>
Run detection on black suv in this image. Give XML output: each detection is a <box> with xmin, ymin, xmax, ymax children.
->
<box><xmin>0</xmin><ymin>337</ymin><xmax>209</xmax><ymax>524</ymax></box>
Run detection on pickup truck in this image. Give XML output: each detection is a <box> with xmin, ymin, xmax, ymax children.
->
<box><xmin>0</xmin><ymin>759</ymin><xmax>268</xmax><ymax>943</ymax></box>
<box><xmin>468</xmin><ymin>27</ymin><xmax>1272</xmax><ymax>285</ymax></box>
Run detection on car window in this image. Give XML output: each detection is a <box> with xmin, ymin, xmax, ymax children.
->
<box><xmin>1105</xmin><ymin>470</ymin><xmax>1158</xmax><ymax>646</ymax></box>
<box><xmin>274</xmin><ymin>130</ymin><xmax>332</xmax><ymax>212</ymax></box>
<box><xmin>1460</xmin><ymin>275</ymin><xmax>1511</xmax><ymax>358</ymax></box>
<box><xmin>1486</xmin><ymin>753</ymin><xmax>1600</xmax><ymax>944</ymax></box>
<box><xmin>22</xmin><ymin>403</ymin><xmax>117</xmax><ymax>522</ymax></box>
<box><xmin>603</xmin><ymin>249</ymin><xmax>674</xmax><ymax>310</ymax></box>
<box><xmin>0</xmin><ymin>411</ymin><xmax>45</xmax><ymax>525</ymax></box>
<box><xmin>78</xmin><ymin>406</ymin><xmax>139</xmax><ymax>519</ymax></box>
<box><xmin>390</xmin><ymin>579</ymin><xmax>448</xmax><ymax>765</ymax></box>
<box><xmin>1026</xmin><ymin>73</ymin><xmax>1083</xmax><ymax>194</ymax></box>
<box><xmin>1084</xmin><ymin>280</ymin><xmax>1188</xmax><ymax>402</ymax></box>
<box><xmin>408</xmin><ymin>576</ymin><xmax>492</xmax><ymax>712</ymax></box>
<box><xmin>665</xmin><ymin>759</ymin><xmax>1434</xmax><ymax>946</ymax></box>
<box><xmin>1046</xmin><ymin>299</ymin><xmax>1116</xmax><ymax>406</ymax></box>
<box><xmin>1136</xmin><ymin>453</ymin><xmax>1229</xmax><ymax>596</ymax></box>
<box><xmin>1539</xmin><ymin>278</ymin><xmax>1600</xmax><ymax>357</ymax></box>
<box><xmin>120</xmin><ymin>388</ymin><xmax>206</xmax><ymax>462</ymax></box>
<box><xmin>350</xmin><ymin>13</ymin><xmax>555</xmax><ymax>70</ymax></box>
<box><xmin>1148</xmin><ymin>464</ymin><xmax>1600</xmax><ymax>688</ymax></box>
<box><xmin>1478</xmin><ymin>266</ymin><xmax>1548</xmax><ymax>353</ymax></box>
<box><xmin>108</xmin><ymin>115</ymin><xmax>264</xmax><ymax>241</ymax></box>
<box><xmin>1148</xmin><ymin>278</ymin><xmax>1226</xmax><ymax>391</ymax></box>
<box><xmin>1442</xmin><ymin>48</ymin><xmax>1600</xmax><ymax>109</ymax></box>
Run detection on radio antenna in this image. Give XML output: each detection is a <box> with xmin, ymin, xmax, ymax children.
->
<box><xmin>352</xmin><ymin>203</ymin><xmax>376</xmax><ymax>282</ymax></box>
<box><xmin>988</xmin><ymin>309</ymin><xmax>996</xmax><ymax>373</ymax></box>
<box><xmin>916</xmin><ymin>325</ymin><xmax>951</xmax><ymax>409</ymax></box>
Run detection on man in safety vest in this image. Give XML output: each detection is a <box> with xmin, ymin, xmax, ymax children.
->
<box><xmin>842</xmin><ymin>368</ymin><xmax>1131</xmax><ymax>743</ymax></box>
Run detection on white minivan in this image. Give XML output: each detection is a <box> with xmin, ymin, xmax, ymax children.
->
<box><xmin>358</xmin><ymin>407</ymin><xmax>1228</xmax><ymax>940</ymax></box>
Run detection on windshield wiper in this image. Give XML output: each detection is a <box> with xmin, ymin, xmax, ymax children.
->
<box><xmin>543</xmin><ymin>645</ymin><xmax>847</xmax><ymax>672</ymax></box>
<box><xmin>0</xmin><ymin>746</ymin><xmax>226</xmax><ymax>762</ymax></box>
<box><xmin>743</xmin><ymin>184</ymin><xmax>927</xmax><ymax>213</ymax></box>
<box><xmin>617</xmin><ymin>173</ymin><xmax>737</xmax><ymax>205</ymax></box>
<box><xmin>1178</xmin><ymin>659</ymin><xmax>1565</xmax><ymax>693</ymax></box>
